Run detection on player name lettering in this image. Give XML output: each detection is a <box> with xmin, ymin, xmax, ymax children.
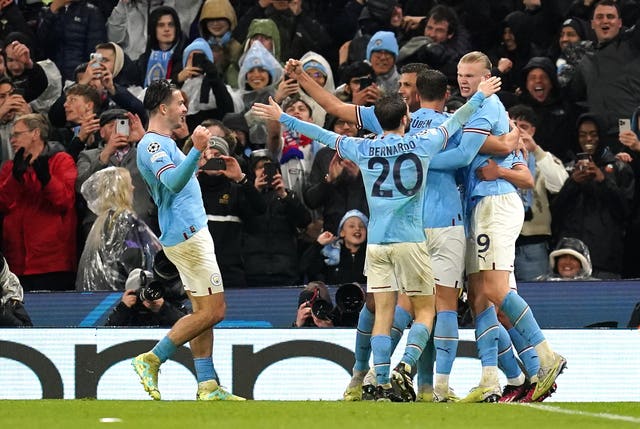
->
<box><xmin>369</xmin><ymin>141</ymin><xmax>416</xmax><ymax>157</ymax></box>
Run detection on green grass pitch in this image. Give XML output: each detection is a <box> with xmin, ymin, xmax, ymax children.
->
<box><xmin>1</xmin><ymin>401</ymin><xmax>639</xmax><ymax>429</ymax></box>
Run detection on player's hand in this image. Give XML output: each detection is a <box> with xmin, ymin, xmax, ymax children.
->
<box><xmin>475</xmin><ymin>158</ymin><xmax>501</xmax><ymax>181</ymax></box>
<box><xmin>252</xmin><ymin>97</ymin><xmax>283</xmax><ymax>122</ymax></box>
<box><xmin>191</xmin><ymin>125</ymin><xmax>212</xmax><ymax>152</ymax></box>
<box><xmin>284</xmin><ymin>59</ymin><xmax>303</xmax><ymax>79</ymax></box>
<box><xmin>477</xmin><ymin>76</ymin><xmax>501</xmax><ymax>98</ymax></box>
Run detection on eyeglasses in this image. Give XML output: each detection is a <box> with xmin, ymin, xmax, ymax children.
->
<box><xmin>10</xmin><ymin>129</ymin><xmax>32</xmax><ymax>139</ymax></box>
<box><xmin>307</xmin><ymin>71</ymin><xmax>326</xmax><ymax>79</ymax></box>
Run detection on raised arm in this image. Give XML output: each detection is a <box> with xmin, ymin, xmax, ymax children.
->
<box><xmin>285</xmin><ymin>59</ymin><xmax>358</xmax><ymax>123</ymax></box>
<box><xmin>252</xmin><ymin>97</ymin><xmax>342</xmax><ymax>149</ymax></box>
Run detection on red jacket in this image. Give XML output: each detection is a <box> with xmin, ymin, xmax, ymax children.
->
<box><xmin>0</xmin><ymin>149</ymin><xmax>77</xmax><ymax>275</ymax></box>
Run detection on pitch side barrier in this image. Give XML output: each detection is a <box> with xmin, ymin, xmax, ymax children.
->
<box><xmin>24</xmin><ymin>280</ymin><xmax>640</xmax><ymax>328</ymax></box>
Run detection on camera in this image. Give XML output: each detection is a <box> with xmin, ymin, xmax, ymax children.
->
<box><xmin>136</xmin><ymin>271</ymin><xmax>165</xmax><ymax>302</ymax></box>
<box><xmin>298</xmin><ymin>283</ymin><xmax>365</xmax><ymax>327</ymax></box>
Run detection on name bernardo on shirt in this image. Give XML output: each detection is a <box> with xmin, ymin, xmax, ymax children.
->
<box><xmin>368</xmin><ymin>140</ymin><xmax>417</xmax><ymax>157</ymax></box>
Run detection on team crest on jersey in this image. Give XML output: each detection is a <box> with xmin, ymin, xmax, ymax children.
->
<box><xmin>416</xmin><ymin>129</ymin><xmax>438</xmax><ymax>138</ymax></box>
<box><xmin>147</xmin><ymin>142</ymin><xmax>161</xmax><ymax>153</ymax></box>
<box><xmin>210</xmin><ymin>273</ymin><xmax>222</xmax><ymax>286</ymax></box>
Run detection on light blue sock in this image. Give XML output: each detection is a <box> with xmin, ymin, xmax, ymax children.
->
<box><xmin>151</xmin><ymin>336</ymin><xmax>177</xmax><ymax>363</ymax></box>
<box><xmin>353</xmin><ymin>306</ymin><xmax>374</xmax><ymax>372</ymax></box>
<box><xmin>434</xmin><ymin>310</ymin><xmax>459</xmax><ymax>376</ymax></box>
<box><xmin>371</xmin><ymin>335</ymin><xmax>392</xmax><ymax>386</ymax></box>
<box><xmin>500</xmin><ymin>291</ymin><xmax>545</xmax><ymax>347</ymax></box>
<box><xmin>390</xmin><ymin>306</ymin><xmax>413</xmax><ymax>352</ymax></box>
<box><xmin>417</xmin><ymin>336</ymin><xmax>435</xmax><ymax>386</ymax></box>
<box><xmin>401</xmin><ymin>322</ymin><xmax>430</xmax><ymax>368</ymax></box>
<box><xmin>497</xmin><ymin>324</ymin><xmax>522</xmax><ymax>379</ymax></box>
<box><xmin>475</xmin><ymin>306</ymin><xmax>499</xmax><ymax>367</ymax></box>
<box><xmin>508</xmin><ymin>327</ymin><xmax>540</xmax><ymax>379</ymax></box>
<box><xmin>193</xmin><ymin>357</ymin><xmax>219</xmax><ymax>383</ymax></box>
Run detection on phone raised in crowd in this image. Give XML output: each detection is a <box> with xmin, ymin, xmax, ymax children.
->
<box><xmin>357</xmin><ymin>76</ymin><xmax>374</xmax><ymax>90</ymax></box>
<box><xmin>263</xmin><ymin>162</ymin><xmax>278</xmax><ymax>183</ymax></box>
<box><xmin>202</xmin><ymin>157</ymin><xmax>226</xmax><ymax>171</ymax></box>
<box><xmin>576</xmin><ymin>152</ymin><xmax>591</xmax><ymax>161</ymax></box>
<box><xmin>192</xmin><ymin>53</ymin><xmax>206</xmax><ymax>69</ymax></box>
<box><xmin>619</xmin><ymin>118</ymin><xmax>631</xmax><ymax>133</ymax></box>
<box><xmin>116</xmin><ymin>118</ymin><xmax>130</xmax><ymax>136</ymax></box>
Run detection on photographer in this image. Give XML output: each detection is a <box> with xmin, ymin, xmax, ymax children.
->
<box><xmin>105</xmin><ymin>267</ymin><xmax>188</xmax><ymax>328</ymax></box>
<box><xmin>294</xmin><ymin>281</ymin><xmax>365</xmax><ymax>328</ymax></box>
<box><xmin>0</xmin><ymin>252</ymin><xmax>32</xmax><ymax>327</ymax></box>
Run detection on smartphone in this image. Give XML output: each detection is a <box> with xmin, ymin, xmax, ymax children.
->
<box><xmin>263</xmin><ymin>162</ymin><xmax>278</xmax><ymax>183</ymax></box>
<box><xmin>619</xmin><ymin>118</ymin><xmax>631</xmax><ymax>133</ymax></box>
<box><xmin>116</xmin><ymin>118</ymin><xmax>130</xmax><ymax>136</ymax></box>
<box><xmin>192</xmin><ymin>52</ymin><xmax>206</xmax><ymax>69</ymax></box>
<box><xmin>357</xmin><ymin>76</ymin><xmax>374</xmax><ymax>90</ymax></box>
<box><xmin>576</xmin><ymin>152</ymin><xmax>592</xmax><ymax>161</ymax></box>
<box><xmin>202</xmin><ymin>157</ymin><xmax>226</xmax><ymax>171</ymax></box>
<box><xmin>90</xmin><ymin>52</ymin><xmax>103</xmax><ymax>68</ymax></box>
<box><xmin>12</xmin><ymin>87</ymin><xmax>25</xmax><ymax>97</ymax></box>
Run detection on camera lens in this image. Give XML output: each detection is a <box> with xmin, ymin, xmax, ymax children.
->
<box><xmin>137</xmin><ymin>281</ymin><xmax>164</xmax><ymax>302</ymax></box>
<box><xmin>311</xmin><ymin>299</ymin><xmax>333</xmax><ymax>320</ymax></box>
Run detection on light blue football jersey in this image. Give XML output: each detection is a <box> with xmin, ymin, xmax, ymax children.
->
<box><xmin>137</xmin><ymin>132</ymin><xmax>207</xmax><ymax>246</ymax></box>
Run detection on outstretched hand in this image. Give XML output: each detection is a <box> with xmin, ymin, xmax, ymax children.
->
<box><xmin>477</xmin><ymin>76</ymin><xmax>501</xmax><ymax>98</ymax></box>
<box><xmin>251</xmin><ymin>97</ymin><xmax>283</xmax><ymax>122</ymax></box>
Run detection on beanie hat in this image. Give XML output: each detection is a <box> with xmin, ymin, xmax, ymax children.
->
<box><xmin>337</xmin><ymin>209</ymin><xmax>369</xmax><ymax>235</ymax></box>
<box><xmin>302</xmin><ymin>60</ymin><xmax>327</xmax><ymax>77</ymax></box>
<box><xmin>208</xmin><ymin>136</ymin><xmax>230</xmax><ymax>155</ymax></box>
<box><xmin>366</xmin><ymin>31</ymin><xmax>399</xmax><ymax>60</ymax></box>
<box><xmin>183</xmin><ymin>37</ymin><xmax>214</xmax><ymax>68</ymax></box>
<box><xmin>561</xmin><ymin>17</ymin><xmax>588</xmax><ymax>41</ymax></box>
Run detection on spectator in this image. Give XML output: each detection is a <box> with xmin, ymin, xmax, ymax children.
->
<box><xmin>0</xmin><ymin>1</ymin><xmax>36</xmax><ymax>47</ymax></box>
<box><xmin>236</xmin><ymin>40</ymin><xmax>284</xmax><ymax>147</ymax></box>
<box><xmin>222</xmin><ymin>112</ymin><xmax>252</xmax><ymax>160</ymax></box>
<box><xmin>76</xmin><ymin>108</ymin><xmax>159</xmax><ymax>239</ymax></box>
<box><xmin>197</xmin><ymin>135</ymin><xmax>266</xmax><ymax>288</ymax></box>
<box><xmin>105</xmin><ymin>267</ymin><xmax>188</xmax><ymax>327</ymax></box>
<box><xmin>233</xmin><ymin>0</ymin><xmax>331</xmax><ymax>63</ymax></box>
<box><xmin>366</xmin><ymin>30</ymin><xmax>399</xmax><ymax>94</ymax></box>
<box><xmin>179</xmin><ymin>38</ymin><xmax>235</xmax><ymax>131</ymax></box>
<box><xmin>107</xmin><ymin>0</ymin><xmax>199</xmax><ymax>62</ymax></box>
<box><xmin>301</xmin><ymin>209</ymin><xmax>368</xmax><ymax>285</ymax></box>
<box><xmin>295</xmin><ymin>51</ymin><xmax>336</xmax><ymax>127</ymax></box>
<box><xmin>397</xmin><ymin>4</ymin><xmax>471</xmax><ymax>84</ymax></box>
<box><xmin>93</xmin><ymin>41</ymin><xmax>139</xmax><ymax>90</ymax></box>
<box><xmin>131</xmin><ymin>6</ymin><xmax>186</xmax><ymax>88</ymax></box>
<box><xmin>549</xmin><ymin>17</ymin><xmax>595</xmax><ymax>88</ymax></box>
<box><xmin>48</xmin><ymin>54</ymin><xmax>147</xmax><ymax>130</ymax></box>
<box><xmin>536</xmin><ymin>237</ymin><xmax>596</xmax><ymax>281</ymax></box>
<box><xmin>551</xmin><ymin>113</ymin><xmax>634</xmax><ymax>279</ymax></box>
<box><xmin>570</xmin><ymin>0</ymin><xmax>640</xmax><ymax>151</ymax></box>
<box><xmin>519</xmin><ymin>56</ymin><xmax>576</xmax><ymax>162</ymax></box>
<box><xmin>509</xmin><ymin>105</ymin><xmax>569</xmax><ymax>281</ymax></box>
<box><xmin>197</xmin><ymin>0</ymin><xmax>243</xmax><ymax>88</ymax></box>
<box><xmin>0</xmin><ymin>251</ymin><xmax>32</xmax><ymax>327</ymax></box>
<box><xmin>37</xmin><ymin>0</ymin><xmax>107</xmax><ymax>82</ymax></box>
<box><xmin>0</xmin><ymin>77</ymin><xmax>31</xmax><ymax>164</ymax></box>
<box><xmin>0</xmin><ymin>113</ymin><xmax>77</xmax><ymax>291</ymax></box>
<box><xmin>3</xmin><ymin>36</ymin><xmax>47</xmax><ymax>103</ymax></box>
<box><xmin>50</xmin><ymin>83</ymin><xmax>102</xmax><ymax>160</ymax></box>
<box><xmin>76</xmin><ymin>167</ymin><xmax>161</xmax><ymax>291</ymax></box>
<box><xmin>303</xmin><ymin>114</ymin><xmax>368</xmax><ymax>234</ymax></box>
<box><xmin>242</xmin><ymin>152</ymin><xmax>311</xmax><ymax>286</ymax></box>
<box><xmin>334</xmin><ymin>61</ymin><xmax>380</xmax><ymax>107</ymax></box>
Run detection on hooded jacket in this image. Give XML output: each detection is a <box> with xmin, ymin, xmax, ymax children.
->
<box><xmin>519</xmin><ymin>56</ymin><xmax>575</xmax><ymax>162</ymax></box>
<box><xmin>537</xmin><ymin>237</ymin><xmax>594</xmax><ymax>280</ymax></box>
<box><xmin>198</xmin><ymin>0</ymin><xmax>243</xmax><ymax>88</ymax></box>
<box><xmin>299</xmin><ymin>51</ymin><xmax>335</xmax><ymax>127</ymax></box>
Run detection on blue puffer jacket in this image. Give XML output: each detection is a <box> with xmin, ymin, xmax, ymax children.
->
<box><xmin>37</xmin><ymin>1</ymin><xmax>107</xmax><ymax>81</ymax></box>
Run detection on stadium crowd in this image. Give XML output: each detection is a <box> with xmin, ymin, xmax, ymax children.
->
<box><xmin>0</xmin><ymin>0</ymin><xmax>636</xmax><ymax>404</ymax></box>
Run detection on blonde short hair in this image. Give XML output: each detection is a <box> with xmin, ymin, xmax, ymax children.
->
<box><xmin>459</xmin><ymin>51</ymin><xmax>492</xmax><ymax>72</ymax></box>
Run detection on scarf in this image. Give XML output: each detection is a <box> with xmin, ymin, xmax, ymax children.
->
<box><xmin>280</xmin><ymin>129</ymin><xmax>313</xmax><ymax>164</ymax></box>
<box><xmin>208</xmin><ymin>32</ymin><xmax>232</xmax><ymax>48</ymax></box>
<box><xmin>144</xmin><ymin>48</ymin><xmax>174</xmax><ymax>87</ymax></box>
